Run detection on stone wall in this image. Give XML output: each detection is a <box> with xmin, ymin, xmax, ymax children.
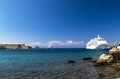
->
<box><xmin>1</xmin><ymin>44</ymin><xmax>30</xmax><ymax>49</ymax></box>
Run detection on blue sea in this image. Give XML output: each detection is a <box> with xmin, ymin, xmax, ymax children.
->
<box><xmin>0</xmin><ymin>48</ymin><xmax>116</xmax><ymax>79</ymax></box>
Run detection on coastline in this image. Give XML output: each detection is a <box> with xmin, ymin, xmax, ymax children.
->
<box><xmin>0</xmin><ymin>48</ymin><xmax>119</xmax><ymax>79</ymax></box>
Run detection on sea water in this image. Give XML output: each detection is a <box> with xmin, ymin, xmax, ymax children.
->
<box><xmin>0</xmin><ymin>48</ymin><xmax>110</xmax><ymax>79</ymax></box>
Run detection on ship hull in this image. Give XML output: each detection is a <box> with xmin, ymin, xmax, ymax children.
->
<box><xmin>86</xmin><ymin>44</ymin><xmax>107</xmax><ymax>49</ymax></box>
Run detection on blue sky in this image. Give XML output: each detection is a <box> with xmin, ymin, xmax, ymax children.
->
<box><xmin>0</xmin><ymin>0</ymin><xmax>120</xmax><ymax>47</ymax></box>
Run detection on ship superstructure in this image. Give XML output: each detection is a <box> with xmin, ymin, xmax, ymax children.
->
<box><xmin>86</xmin><ymin>35</ymin><xmax>108</xmax><ymax>49</ymax></box>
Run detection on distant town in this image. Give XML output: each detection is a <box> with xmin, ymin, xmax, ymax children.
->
<box><xmin>0</xmin><ymin>44</ymin><xmax>39</xmax><ymax>49</ymax></box>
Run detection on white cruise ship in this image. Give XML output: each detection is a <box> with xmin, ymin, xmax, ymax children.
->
<box><xmin>86</xmin><ymin>35</ymin><xmax>108</xmax><ymax>49</ymax></box>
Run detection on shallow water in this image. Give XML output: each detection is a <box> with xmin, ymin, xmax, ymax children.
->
<box><xmin>0</xmin><ymin>48</ymin><xmax>118</xmax><ymax>79</ymax></box>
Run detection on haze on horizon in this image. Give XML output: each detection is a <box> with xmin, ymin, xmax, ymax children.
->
<box><xmin>0</xmin><ymin>0</ymin><xmax>120</xmax><ymax>47</ymax></box>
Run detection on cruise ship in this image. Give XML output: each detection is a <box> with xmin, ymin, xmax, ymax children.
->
<box><xmin>86</xmin><ymin>35</ymin><xmax>108</xmax><ymax>49</ymax></box>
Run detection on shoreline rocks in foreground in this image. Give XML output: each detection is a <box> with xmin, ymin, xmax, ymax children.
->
<box><xmin>95</xmin><ymin>53</ymin><xmax>113</xmax><ymax>66</ymax></box>
<box><xmin>95</xmin><ymin>47</ymin><xmax>120</xmax><ymax>69</ymax></box>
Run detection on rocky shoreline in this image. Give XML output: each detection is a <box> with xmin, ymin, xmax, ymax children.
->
<box><xmin>64</xmin><ymin>47</ymin><xmax>120</xmax><ymax>79</ymax></box>
<box><xmin>95</xmin><ymin>47</ymin><xmax>120</xmax><ymax>67</ymax></box>
<box><xmin>91</xmin><ymin>47</ymin><xmax>120</xmax><ymax>79</ymax></box>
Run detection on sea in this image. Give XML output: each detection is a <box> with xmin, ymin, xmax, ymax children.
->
<box><xmin>0</xmin><ymin>48</ymin><xmax>119</xmax><ymax>79</ymax></box>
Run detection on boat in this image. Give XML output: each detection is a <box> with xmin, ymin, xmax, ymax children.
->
<box><xmin>86</xmin><ymin>35</ymin><xmax>108</xmax><ymax>49</ymax></box>
<box><xmin>47</xmin><ymin>43</ymin><xmax>53</xmax><ymax>49</ymax></box>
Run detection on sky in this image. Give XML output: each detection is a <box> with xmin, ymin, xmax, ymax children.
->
<box><xmin>0</xmin><ymin>0</ymin><xmax>120</xmax><ymax>47</ymax></box>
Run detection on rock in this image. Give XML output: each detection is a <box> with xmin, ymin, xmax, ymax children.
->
<box><xmin>111</xmin><ymin>53</ymin><xmax>120</xmax><ymax>62</ymax></box>
<box><xmin>82</xmin><ymin>57</ymin><xmax>92</xmax><ymax>60</ymax></box>
<box><xmin>109</xmin><ymin>47</ymin><xmax>120</xmax><ymax>55</ymax></box>
<box><xmin>109</xmin><ymin>48</ymin><xmax>120</xmax><ymax>61</ymax></box>
<box><xmin>112</xmin><ymin>62</ymin><xmax>120</xmax><ymax>69</ymax></box>
<box><xmin>98</xmin><ymin>73</ymin><xmax>106</xmax><ymax>78</ymax></box>
<box><xmin>95</xmin><ymin>62</ymin><xmax>109</xmax><ymax>66</ymax></box>
<box><xmin>95</xmin><ymin>54</ymin><xmax>113</xmax><ymax>66</ymax></box>
<box><xmin>95</xmin><ymin>48</ymin><xmax>120</xmax><ymax>69</ymax></box>
<box><xmin>68</xmin><ymin>60</ymin><xmax>75</xmax><ymax>64</ymax></box>
<box><xmin>98</xmin><ymin>54</ymin><xmax>113</xmax><ymax>63</ymax></box>
<box><xmin>90</xmin><ymin>60</ymin><xmax>97</xmax><ymax>63</ymax></box>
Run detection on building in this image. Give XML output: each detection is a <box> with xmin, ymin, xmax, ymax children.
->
<box><xmin>1</xmin><ymin>44</ymin><xmax>32</xmax><ymax>49</ymax></box>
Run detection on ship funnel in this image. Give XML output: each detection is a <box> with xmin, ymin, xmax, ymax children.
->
<box><xmin>97</xmin><ymin>35</ymin><xmax>100</xmax><ymax>38</ymax></box>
